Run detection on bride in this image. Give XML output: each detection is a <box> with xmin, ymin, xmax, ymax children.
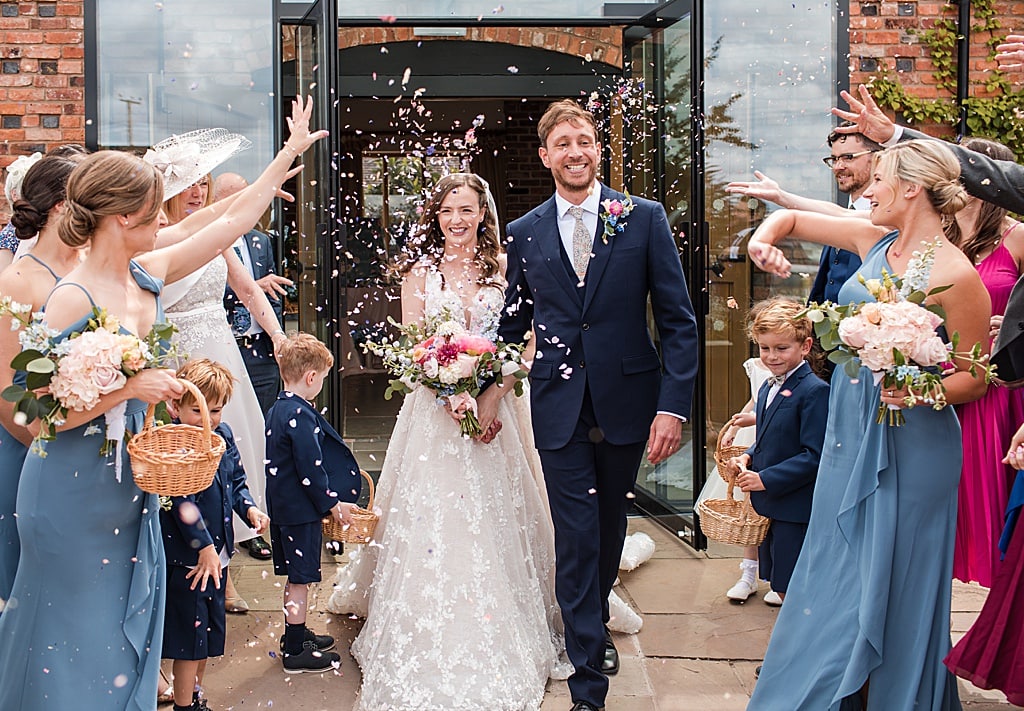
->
<box><xmin>328</xmin><ymin>173</ymin><xmax>570</xmax><ymax>710</ymax></box>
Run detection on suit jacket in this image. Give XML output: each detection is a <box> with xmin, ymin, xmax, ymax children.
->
<box><xmin>264</xmin><ymin>391</ymin><xmax>361</xmax><ymax>525</ymax></box>
<box><xmin>902</xmin><ymin>127</ymin><xmax>1024</xmax><ymax>214</ymax></box>
<box><xmin>160</xmin><ymin>423</ymin><xmax>257</xmax><ymax>567</ymax></box>
<box><xmin>498</xmin><ymin>183</ymin><xmax>699</xmax><ymax>449</ymax></box>
<box><xmin>809</xmin><ymin>246</ymin><xmax>862</xmax><ymax>305</ymax></box>
<box><xmin>745</xmin><ymin>362</ymin><xmax>830</xmax><ymax>523</ymax></box>
<box><xmin>224</xmin><ymin>228</ymin><xmax>283</xmax><ymax>329</ymax></box>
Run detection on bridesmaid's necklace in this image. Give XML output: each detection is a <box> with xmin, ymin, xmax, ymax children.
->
<box><xmin>890</xmin><ymin>234</ymin><xmax>938</xmax><ymax>259</ymax></box>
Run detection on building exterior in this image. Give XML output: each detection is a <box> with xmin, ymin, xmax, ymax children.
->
<box><xmin>0</xmin><ymin>0</ymin><xmax>1015</xmax><ymax>547</ymax></box>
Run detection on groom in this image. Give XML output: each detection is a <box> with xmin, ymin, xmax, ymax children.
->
<box><xmin>478</xmin><ymin>100</ymin><xmax>698</xmax><ymax>711</ymax></box>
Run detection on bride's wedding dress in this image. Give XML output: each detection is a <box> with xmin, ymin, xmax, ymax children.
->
<box><xmin>328</xmin><ymin>269</ymin><xmax>570</xmax><ymax>710</ymax></box>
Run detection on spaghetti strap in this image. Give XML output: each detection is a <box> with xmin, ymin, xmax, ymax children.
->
<box><xmin>1001</xmin><ymin>222</ymin><xmax>1020</xmax><ymax>241</ymax></box>
<box><xmin>17</xmin><ymin>253</ymin><xmax>60</xmax><ymax>282</ymax></box>
<box><xmin>43</xmin><ymin>281</ymin><xmax>97</xmax><ymax>311</ymax></box>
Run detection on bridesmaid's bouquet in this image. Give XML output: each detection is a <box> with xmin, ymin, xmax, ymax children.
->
<box><xmin>0</xmin><ymin>299</ymin><xmax>178</xmax><ymax>455</ymax></box>
<box><xmin>363</xmin><ymin>314</ymin><xmax>526</xmax><ymax>437</ymax></box>
<box><xmin>802</xmin><ymin>241</ymin><xmax>992</xmax><ymax>426</ymax></box>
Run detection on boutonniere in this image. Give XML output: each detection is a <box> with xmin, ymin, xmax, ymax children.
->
<box><xmin>599</xmin><ymin>193</ymin><xmax>635</xmax><ymax>244</ymax></box>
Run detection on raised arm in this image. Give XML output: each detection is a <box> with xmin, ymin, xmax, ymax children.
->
<box><xmin>224</xmin><ymin>250</ymin><xmax>285</xmax><ymax>350</ymax></box>
<box><xmin>139</xmin><ymin>96</ymin><xmax>327</xmax><ymax>283</ymax></box>
<box><xmin>747</xmin><ymin>209</ymin><xmax>886</xmax><ymax>278</ymax></box>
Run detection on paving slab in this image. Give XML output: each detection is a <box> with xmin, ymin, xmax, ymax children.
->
<box><xmin>192</xmin><ymin>519</ymin><xmax>1015</xmax><ymax>710</ymax></box>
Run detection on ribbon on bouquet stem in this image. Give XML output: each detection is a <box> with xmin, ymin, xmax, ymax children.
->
<box><xmin>104</xmin><ymin>400</ymin><xmax>128</xmax><ymax>481</ymax></box>
<box><xmin>446</xmin><ymin>392</ymin><xmax>483</xmax><ymax>437</ymax></box>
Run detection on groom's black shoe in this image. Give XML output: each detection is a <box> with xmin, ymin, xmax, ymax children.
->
<box><xmin>602</xmin><ymin>628</ymin><xmax>619</xmax><ymax>676</ymax></box>
<box><xmin>570</xmin><ymin>703</ymin><xmax>604</xmax><ymax>711</ymax></box>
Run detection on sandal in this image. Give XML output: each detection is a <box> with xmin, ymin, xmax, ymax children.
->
<box><xmin>157</xmin><ymin>668</ymin><xmax>174</xmax><ymax>705</ymax></box>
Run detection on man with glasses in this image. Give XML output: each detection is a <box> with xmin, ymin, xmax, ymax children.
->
<box><xmin>809</xmin><ymin>123</ymin><xmax>882</xmax><ymax>304</ymax></box>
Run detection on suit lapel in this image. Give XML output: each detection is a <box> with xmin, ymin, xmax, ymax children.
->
<box><xmin>760</xmin><ymin>365</ymin><xmax>810</xmax><ymax>433</ymax></box>
<box><xmin>581</xmin><ymin>184</ymin><xmax>618</xmax><ymax>315</ymax></box>
<box><xmin>533</xmin><ymin>198</ymin><xmax>583</xmax><ymax>308</ymax></box>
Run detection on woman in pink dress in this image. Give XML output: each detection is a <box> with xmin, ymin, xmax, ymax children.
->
<box><xmin>950</xmin><ymin>137</ymin><xmax>1024</xmax><ymax>588</ymax></box>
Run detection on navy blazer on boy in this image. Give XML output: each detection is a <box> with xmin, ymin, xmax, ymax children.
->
<box><xmin>264</xmin><ymin>391</ymin><xmax>361</xmax><ymax>526</ymax></box>
<box><xmin>746</xmin><ymin>362</ymin><xmax>830</xmax><ymax>523</ymax></box>
<box><xmin>161</xmin><ymin>423</ymin><xmax>257</xmax><ymax>566</ymax></box>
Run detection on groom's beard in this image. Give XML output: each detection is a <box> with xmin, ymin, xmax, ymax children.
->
<box><xmin>552</xmin><ymin>163</ymin><xmax>598</xmax><ymax>195</ymax></box>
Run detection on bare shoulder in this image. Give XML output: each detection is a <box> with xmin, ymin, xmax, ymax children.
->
<box><xmin>0</xmin><ymin>259</ymin><xmax>56</xmax><ymax>311</ymax></box>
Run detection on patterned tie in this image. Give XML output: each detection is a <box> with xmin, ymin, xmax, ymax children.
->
<box><xmin>230</xmin><ymin>245</ymin><xmax>252</xmax><ymax>336</ymax></box>
<box><xmin>767</xmin><ymin>374</ymin><xmax>786</xmax><ymax>387</ymax></box>
<box><xmin>568</xmin><ymin>206</ymin><xmax>592</xmax><ymax>279</ymax></box>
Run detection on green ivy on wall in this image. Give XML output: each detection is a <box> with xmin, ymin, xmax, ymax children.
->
<box><xmin>868</xmin><ymin>0</ymin><xmax>1024</xmax><ymax>159</ymax></box>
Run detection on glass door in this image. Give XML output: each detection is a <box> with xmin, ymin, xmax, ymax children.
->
<box><xmin>277</xmin><ymin>0</ymin><xmax>340</xmax><ymax>410</ymax></box>
<box><xmin>624</xmin><ymin>0</ymin><xmax>703</xmax><ymax>547</ymax></box>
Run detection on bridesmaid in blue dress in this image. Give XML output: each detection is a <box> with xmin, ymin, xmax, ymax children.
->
<box><xmin>0</xmin><ymin>98</ymin><xmax>325</xmax><ymax>711</ymax></box>
<box><xmin>744</xmin><ymin>139</ymin><xmax>991</xmax><ymax>710</ymax></box>
<box><xmin>0</xmin><ymin>154</ymin><xmax>83</xmax><ymax>609</ymax></box>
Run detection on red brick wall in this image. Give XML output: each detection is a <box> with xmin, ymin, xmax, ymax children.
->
<box><xmin>338</xmin><ymin>26</ymin><xmax>624</xmax><ymax>67</ymax></box>
<box><xmin>849</xmin><ymin>0</ymin><xmax>1016</xmax><ymax>136</ymax></box>
<box><xmin>0</xmin><ymin>0</ymin><xmax>84</xmax><ymax>219</ymax></box>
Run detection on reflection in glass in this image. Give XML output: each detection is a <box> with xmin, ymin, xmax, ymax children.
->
<box><xmin>95</xmin><ymin>0</ymin><xmax>273</xmax><ymax>180</ymax></box>
<box><xmin>338</xmin><ymin>0</ymin><xmax>659</xmax><ymax>19</ymax></box>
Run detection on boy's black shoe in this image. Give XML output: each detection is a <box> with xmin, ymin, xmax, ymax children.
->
<box><xmin>282</xmin><ymin>641</ymin><xmax>341</xmax><ymax>674</ymax></box>
<box><xmin>279</xmin><ymin>627</ymin><xmax>336</xmax><ymax>652</ymax></box>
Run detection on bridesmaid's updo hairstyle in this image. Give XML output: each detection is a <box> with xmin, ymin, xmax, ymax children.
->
<box><xmin>873</xmin><ymin>140</ymin><xmax>970</xmax><ymax>217</ymax></box>
<box><xmin>396</xmin><ymin>172</ymin><xmax>501</xmax><ymax>285</ymax></box>
<box><xmin>10</xmin><ymin>154</ymin><xmax>82</xmax><ymax>240</ymax></box>
<box><xmin>58</xmin><ymin>150</ymin><xmax>163</xmax><ymax>249</ymax></box>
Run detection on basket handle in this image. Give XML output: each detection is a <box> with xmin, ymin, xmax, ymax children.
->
<box><xmin>359</xmin><ymin>469</ymin><xmax>375</xmax><ymax>509</ymax></box>
<box><xmin>716</xmin><ymin>420</ymin><xmax>739</xmax><ymax>455</ymax></box>
<box><xmin>141</xmin><ymin>378</ymin><xmax>213</xmax><ymax>450</ymax></box>
<box><xmin>733</xmin><ymin>463</ymin><xmax>761</xmax><ymax>523</ymax></box>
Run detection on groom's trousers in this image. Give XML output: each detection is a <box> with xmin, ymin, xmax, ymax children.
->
<box><xmin>539</xmin><ymin>388</ymin><xmax>645</xmax><ymax>708</ymax></box>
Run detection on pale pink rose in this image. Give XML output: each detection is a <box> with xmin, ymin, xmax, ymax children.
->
<box><xmin>838</xmin><ymin>315</ymin><xmax>871</xmax><ymax>349</ymax></box>
<box><xmin>91</xmin><ymin>364</ymin><xmax>127</xmax><ymax>395</ymax></box>
<box><xmin>859</xmin><ymin>302</ymin><xmax>883</xmax><ymax>325</ymax></box>
<box><xmin>438</xmin><ymin>354</ymin><xmax>478</xmax><ymax>384</ymax></box>
<box><xmin>908</xmin><ymin>334</ymin><xmax>949</xmax><ymax>367</ymax></box>
<box><xmin>858</xmin><ymin>343</ymin><xmax>897</xmax><ymax>372</ymax></box>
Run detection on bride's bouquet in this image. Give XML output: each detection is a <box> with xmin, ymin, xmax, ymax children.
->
<box><xmin>803</xmin><ymin>241</ymin><xmax>992</xmax><ymax>426</ymax></box>
<box><xmin>0</xmin><ymin>298</ymin><xmax>178</xmax><ymax>455</ymax></box>
<box><xmin>363</xmin><ymin>313</ymin><xmax>526</xmax><ymax>437</ymax></box>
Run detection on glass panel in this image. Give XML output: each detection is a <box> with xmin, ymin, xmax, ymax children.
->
<box><xmin>702</xmin><ymin>1</ymin><xmax>836</xmax><ymax>481</ymax></box>
<box><xmin>627</xmin><ymin>18</ymin><xmax>695</xmax><ymax>530</ymax></box>
<box><xmin>95</xmin><ymin>0</ymin><xmax>273</xmax><ymax>178</ymax></box>
<box><xmin>338</xmin><ymin>0</ymin><xmax>661</xmax><ymax>20</ymax></box>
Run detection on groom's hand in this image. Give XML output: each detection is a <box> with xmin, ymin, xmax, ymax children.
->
<box><xmin>474</xmin><ymin>385</ymin><xmax>502</xmax><ymax>435</ymax></box>
<box><xmin>647</xmin><ymin>413</ymin><xmax>682</xmax><ymax>465</ymax></box>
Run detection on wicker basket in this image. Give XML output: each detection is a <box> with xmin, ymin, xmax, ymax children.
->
<box><xmin>714</xmin><ymin>420</ymin><xmax>749</xmax><ymax>481</ymax></box>
<box><xmin>322</xmin><ymin>469</ymin><xmax>379</xmax><ymax>545</ymax></box>
<box><xmin>128</xmin><ymin>379</ymin><xmax>226</xmax><ymax>497</ymax></box>
<box><xmin>696</xmin><ymin>469</ymin><xmax>770</xmax><ymax>546</ymax></box>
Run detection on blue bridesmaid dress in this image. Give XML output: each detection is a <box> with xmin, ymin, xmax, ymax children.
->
<box><xmin>0</xmin><ymin>262</ymin><xmax>167</xmax><ymax>711</ymax></box>
<box><xmin>0</xmin><ymin>254</ymin><xmax>61</xmax><ymax>609</ymax></box>
<box><xmin>749</xmin><ymin>233</ymin><xmax>963</xmax><ymax>711</ymax></box>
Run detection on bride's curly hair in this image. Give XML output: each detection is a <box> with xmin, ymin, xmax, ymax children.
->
<box><xmin>393</xmin><ymin>173</ymin><xmax>501</xmax><ymax>285</ymax></box>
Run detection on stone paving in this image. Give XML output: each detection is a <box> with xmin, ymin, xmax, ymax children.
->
<box><xmin>195</xmin><ymin>517</ymin><xmax>1016</xmax><ymax>710</ymax></box>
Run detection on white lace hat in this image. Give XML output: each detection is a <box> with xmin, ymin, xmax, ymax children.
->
<box><xmin>144</xmin><ymin>128</ymin><xmax>252</xmax><ymax>202</ymax></box>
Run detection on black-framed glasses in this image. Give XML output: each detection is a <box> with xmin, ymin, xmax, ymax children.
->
<box><xmin>822</xmin><ymin>150</ymin><xmax>875</xmax><ymax>168</ymax></box>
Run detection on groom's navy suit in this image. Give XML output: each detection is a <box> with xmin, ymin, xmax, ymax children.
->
<box><xmin>499</xmin><ymin>183</ymin><xmax>698</xmax><ymax>706</ymax></box>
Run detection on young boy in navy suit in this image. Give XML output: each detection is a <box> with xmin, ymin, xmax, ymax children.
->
<box><xmin>265</xmin><ymin>332</ymin><xmax>362</xmax><ymax>673</ymax></box>
<box><xmin>161</xmin><ymin>358</ymin><xmax>271</xmax><ymax>711</ymax></box>
<box><xmin>727</xmin><ymin>297</ymin><xmax>829</xmax><ymax>603</ymax></box>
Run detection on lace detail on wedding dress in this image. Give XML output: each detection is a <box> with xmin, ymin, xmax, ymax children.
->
<box><xmin>328</xmin><ymin>269</ymin><xmax>570</xmax><ymax>710</ymax></box>
<box><xmin>164</xmin><ymin>257</ymin><xmax>236</xmax><ymax>356</ymax></box>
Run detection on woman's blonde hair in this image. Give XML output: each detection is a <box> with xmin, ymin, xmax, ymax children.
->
<box><xmin>174</xmin><ymin>358</ymin><xmax>235</xmax><ymax>409</ymax></box>
<box><xmin>162</xmin><ymin>173</ymin><xmax>214</xmax><ymax>224</ymax></box>
<box><xmin>277</xmin><ymin>331</ymin><xmax>334</xmax><ymax>383</ymax></box>
<box><xmin>872</xmin><ymin>140</ymin><xmax>970</xmax><ymax>218</ymax></box>
<box><xmin>58</xmin><ymin>150</ymin><xmax>163</xmax><ymax>248</ymax></box>
<box><xmin>394</xmin><ymin>173</ymin><xmax>501</xmax><ymax>285</ymax></box>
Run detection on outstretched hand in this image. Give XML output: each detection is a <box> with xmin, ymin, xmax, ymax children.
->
<box><xmin>725</xmin><ymin>171</ymin><xmax>784</xmax><ymax>205</ymax></box>
<box><xmin>283</xmin><ymin>95</ymin><xmax>330</xmax><ymax>157</ymax></box>
<box><xmin>996</xmin><ymin>34</ymin><xmax>1024</xmax><ymax>71</ymax></box>
<box><xmin>831</xmin><ymin>84</ymin><xmax>896</xmax><ymax>145</ymax></box>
